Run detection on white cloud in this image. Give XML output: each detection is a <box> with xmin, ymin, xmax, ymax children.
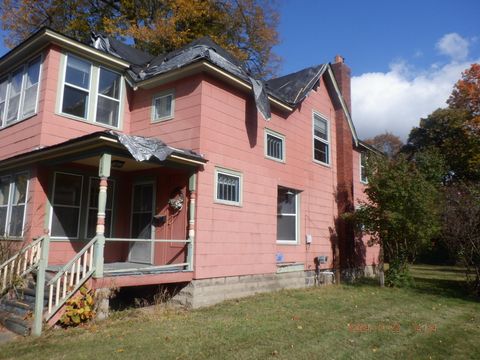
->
<box><xmin>436</xmin><ymin>33</ymin><xmax>469</xmax><ymax>60</ymax></box>
<box><xmin>351</xmin><ymin>33</ymin><xmax>479</xmax><ymax>141</ymax></box>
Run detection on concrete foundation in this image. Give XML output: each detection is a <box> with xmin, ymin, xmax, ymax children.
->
<box><xmin>172</xmin><ymin>269</ymin><xmax>335</xmax><ymax>309</ymax></box>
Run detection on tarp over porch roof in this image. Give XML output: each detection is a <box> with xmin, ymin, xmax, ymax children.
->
<box><xmin>0</xmin><ymin>131</ymin><xmax>207</xmax><ymax>172</ymax></box>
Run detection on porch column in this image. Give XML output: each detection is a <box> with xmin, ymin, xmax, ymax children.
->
<box><xmin>93</xmin><ymin>153</ymin><xmax>111</xmax><ymax>278</ymax></box>
<box><xmin>187</xmin><ymin>173</ymin><xmax>196</xmax><ymax>271</ymax></box>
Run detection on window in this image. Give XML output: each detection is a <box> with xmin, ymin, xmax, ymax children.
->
<box><xmin>0</xmin><ymin>173</ymin><xmax>29</xmax><ymax>238</ymax></box>
<box><xmin>50</xmin><ymin>173</ymin><xmax>83</xmax><ymax>238</ymax></box>
<box><xmin>86</xmin><ymin>177</ymin><xmax>115</xmax><ymax>238</ymax></box>
<box><xmin>360</xmin><ymin>152</ymin><xmax>368</xmax><ymax>183</ymax></box>
<box><xmin>277</xmin><ymin>187</ymin><xmax>299</xmax><ymax>244</ymax></box>
<box><xmin>62</xmin><ymin>55</ymin><xmax>91</xmax><ymax>119</ymax></box>
<box><xmin>313</xmin><ymin>112</ymin><xmax>329</xmax><ymax>165</ymax></box>
<box><xmin>265</xmin><ymin>129</ymin><xmax>285</xmax><ymax>162</ymax></box>
<box><xmin>0</xmin><ymin>56</ymin><xmax>41</xmax><ymax>128</ymax></box>
<box><xmin>215</xmin><ymin>168</ymin><xmax>242</xmax><ymax>206</ymax></box>
<box><xmin>152</xmin><ymin>91</ymin><xmax>174</xmax><ymax>122</ymax></box>
<box><xmin>60</xmin><ymin>53</ymin><xmax>122</xmax><ymax>128</ymax></box>
<box><xmin>96</xmin><ymin>68</ymin><xmax>121</xmax><ymax>126</ymax></box>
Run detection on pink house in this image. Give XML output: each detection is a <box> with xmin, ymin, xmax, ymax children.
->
<box><xmin>0</xmin><ymin>28</ymin><xmax>379</xmax><ymax>335</ymax></box>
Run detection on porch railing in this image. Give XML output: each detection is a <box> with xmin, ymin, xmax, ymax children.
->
<box><xmin>45</xmin><ymin>236</ymin><xmax>97</xmax><ymax>320</ymax></box>
<box><xmin>0</xmin><ymin>236</ymin><xmax>43</xmax><ymax>294</ymax></box>
<box><xmin>104</xmin><ymin>238</ymin><xmax>193</xmax><ymax>273</ymax></box>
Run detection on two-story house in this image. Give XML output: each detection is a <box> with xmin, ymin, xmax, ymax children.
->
<box><xmin>0</xmin><ymin>28</ymin><xmax>379</xmax><ymax>335</ymax></box>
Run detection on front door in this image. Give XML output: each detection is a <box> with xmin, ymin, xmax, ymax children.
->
<box><xmin>128</xmin><ymin>182</ymin><xmax>155</xmax><ymax>264</ymax></box>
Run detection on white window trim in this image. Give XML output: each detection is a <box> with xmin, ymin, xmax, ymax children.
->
<box><xmin>0</xmin><ymin>54</ymin><xmax>43</xmax><ymax>130</ymax></box>
<box><xmin>58</xmin><ymin>52</ymin><xmax>124</xmax><ymax>130</ymax></box>
<box><xmin>276</xmin><ymin>188</ymin><xmax>300</xmax><ymax>245</ymax></box>
<box><xmin>264</xmin><ymin>128</ymin><xmax>286</xmax><ymax>163</ymax></box>
<box><xmin>85</xmin><ymin>177</ymin><xmax>115</xmax><ymax>239</ymax></box>
<box><xmin>0</xmin><ymin>172</ymin><xmax>30</xmax><ymax>239</ymax></box>
<box><xmin>49</xmin><ymin>172</ymin><xmax>83</xmax><ymax>240</ymax></box>
<box><xmin>151</xmin><ymin>89</ymin><xmax>175</xmax><ymax>123</ymax></box>
<box><xmin>214</xmin><ymin>167</ymin><xmax>243</xmax><ymax>207</ymax></box>
<box><xmin>312</xmin><ymin>111</ymin><xmax>330</xmax><ymax>166</ymax></box>
<box><xmin>360</xmin><ymin>152</ymin><xmax>368</xmax><ymax>184</ymax></box>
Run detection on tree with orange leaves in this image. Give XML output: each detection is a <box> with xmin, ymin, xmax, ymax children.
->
<box><xmin>0</xmin><ymin>0</ymin><xmax>280</xmax><ymax>78</ymax></box>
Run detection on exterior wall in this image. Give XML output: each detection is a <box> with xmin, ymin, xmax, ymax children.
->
<box><xmin>194</xmin><ymin>74</ymin><xmax>339</xmax><ymax>280</ymax></box>
<box><xmin>129</xmin><ymin>76</ymin><xmax>203</xmax><ymax>152</ymax></box>
<box><xmin>352</xmin><ymin>149</ymin><xmax>380</xmax><ymax>267</ymax></box>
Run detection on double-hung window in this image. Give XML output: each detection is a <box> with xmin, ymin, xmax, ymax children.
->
<box><xmin>0</xmin><ymin>173</ymin><xmax>29</xmax><ymax>238</ymax></box>
<box><xmin>215</xmin><ymin>168</ymin><xmax>242</xmax><ymax>206</ymax></box>
<box><xmin>61</xmin><ymin>54</ymin><xmax>122</xmax><ymax>128</ymax></box>
<box><xmin>62</xmin><ymin>55</ymin><xmax>91</xmax><ymax>119</ymax></box>
<box><xmin>313</xmin><ymin>113</ymin><xmax>330</xmax><ymax>165</ymax></box>
<box><xmin>152</xmin><ymin>90</ymin><xmax>174</xmax><ymax>122</ymax></box>
<box><xmin>276</xmin><ymin>187</ymin><xmax>299</xmax><ymax>244</ymax></box>
<box><xmin>0</xmin><ymin>56</ymin><xmax>41</xmax><ymax>128</ymax></box>
<box><xmin>360</xmin><ymin>152</ymin><xmax>368</xmax><ymax>183</ymax></box>
<box><xmin>50</xmin><ymin>172</ymin><xmax>83</xmax><ymax>239</ymax></box>
<box><xmin>265</xmin><ymin>129</ymin><xmax>285</xmax><ymax>162</ymax></box>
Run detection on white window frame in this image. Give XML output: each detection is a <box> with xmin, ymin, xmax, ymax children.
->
<box><xmin>0</xmin><ymin>55</ymin><xmax>43</xmax><ymax>129</ymax></box>
<box><xmin>59</xmin><ymin>52</ymin><xmax>123</xmax><ymax>129</ymax></box>
<box><xmin>85</xmin><ymin>177</ymin><xmax>115</xmax><ymax>239</ymax></box>
<box><xmin>214</xmin><ymin>167</ymin><xmax>243</xmax><ymax>207</ymax></box>
<box><xmin>151</xmin><ymin>89</ymin><xmax>175</xmax><ymax>123</ymax></box>
<box><xmin>264</xmin><ymin>128</ymin><xmax>286</xmax><ymax>163</ymax></box>
<box><xmin>360</xmin><ymin>152</ymin><xmax>368</xmax><ymax>184</ymax></box>
<box><xmin>0</xmin><ymin>172</ymin><xmax>29</xmax><ymax>239</ymax></box>
<box><xmin>276</xmin><ymin>187</ymin><xmax>300</xmax><ymax>245</ymax></box>
<box><xmin>49</xmin><ymin>172</ymin><xmax>83</xmax><ymax>240</ymax></box>
<box><xmin>312</xmin><ymin>111</ymin><xmax>330</xmax><ymax>166</ymax></box>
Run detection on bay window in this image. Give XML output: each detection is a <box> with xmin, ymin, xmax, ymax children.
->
<box><xmin>0</xmin><ymin>55</ymin><xmax>41</xmax><ymax>128</ymax></box>
<box><xmin>60</xmin><ymin>53</ymin><xmax>122</xmax><ymax>128</ymax></box>
<box><xmin>0</xmin><ymin>173</ymin><xmax>29</xmax><ymax>238</ymax></box>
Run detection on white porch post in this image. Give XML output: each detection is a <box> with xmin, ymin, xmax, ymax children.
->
<box><xmin>93</xmin><ymin>153</ymin><xmax>111</xmax><ymax>278</ymax></box>
<box><xmin>187</xmin><ymin>173</ymin><xmax>196</xmax><ymax>271</ymax></box>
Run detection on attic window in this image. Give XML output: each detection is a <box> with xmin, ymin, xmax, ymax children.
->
<box><xmin>152</xmin><ymin>90</ymin><xmax>174</xmax><ymax>122</ymax></box>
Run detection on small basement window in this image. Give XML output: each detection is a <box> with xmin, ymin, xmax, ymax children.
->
<box><xmin>265</xmin><ymin>129</ymin><xmax>285</xmax><ymax>162</ymax></box>
<box><xmin>152</xmin><ymin>90</ymin><xmax>174</xmax><ymax>122</ymax></box>
<box><xmin>214</xmin><ymin>168</ymin><xmax>242</xmax><ymax>206</ymax></box>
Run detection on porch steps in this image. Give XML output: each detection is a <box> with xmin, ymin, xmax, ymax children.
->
<box><xmin>0</xmin><ymin>272</ymin><xmax>56</xmax><ymax>336</ymax></box>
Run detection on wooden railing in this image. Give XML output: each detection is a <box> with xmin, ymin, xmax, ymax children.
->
<box><xmin>0</xmin><ymin>236</ymin><xmax>43</xmax><ymax>294</ymax></box>
<box><xmin>45</xmin><ymin>236</ymin><xmax>97</xmax><ymax>320</ymax></box>
<box><xmin>105</xmin><ymin>238</ymin><xmax>192</xmax><ymax>272</ymax></box>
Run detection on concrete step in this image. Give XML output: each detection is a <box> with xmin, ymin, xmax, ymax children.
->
<box><xmin>0</xmin><ymin>310</ymin><xmax>30</xmax><ymax>336</ymax></box>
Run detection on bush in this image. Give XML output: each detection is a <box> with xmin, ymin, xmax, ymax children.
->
<box><xmin>60</xmin><ymin>286</ymin><xmax>95</xmax><ymax>326</ymax></box>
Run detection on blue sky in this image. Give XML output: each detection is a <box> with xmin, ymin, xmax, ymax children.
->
<box><xmin>274</xmin><ymin>0</ymin><xmax>480</xmax><ymax>139</ymax></box>
<box><xmin>1</xmin><ymin>0</ymin><xmax>479</xmax><ymax>139</ymax></box>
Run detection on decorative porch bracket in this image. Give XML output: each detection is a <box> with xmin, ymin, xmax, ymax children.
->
<box><xmin>187</xmin><ymin>173</ymin><xmax>196</xmax><ymax>271</ymax></box>
<box><xmin>93</xmin><ymin>153</ymin><xmax>111</xmax><ymax>278</ymax></box>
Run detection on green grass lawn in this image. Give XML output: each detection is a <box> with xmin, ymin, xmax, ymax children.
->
<box><xmin>1</xmin><ymin>265</ymin><xmax>479</xmax><ymax>360</ymax></box>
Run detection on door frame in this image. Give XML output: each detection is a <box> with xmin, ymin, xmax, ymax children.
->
<box><xmin>128</xmin><ymin>180</ymin><xmax>156</xmax><ymax>264</ymax></box>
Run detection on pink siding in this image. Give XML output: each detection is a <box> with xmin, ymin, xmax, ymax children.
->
<box><xmin>0</xmin><ymin>42</ymin><xmax>376</xmax><ymax>279</ymax></box>
<box><xmin>194</xmin><ymin>74</ymin><xmax>340</xmax><ymax>279</ymax></box>
<box><xmin>129</xmin><ymin>76</ymin><xmax>203</xmax><ymax>151</ymax></box>
<box><xmin>352</xmin><ymin>150</ymin><xmax>380</xmax><ymax>266</ymax></box>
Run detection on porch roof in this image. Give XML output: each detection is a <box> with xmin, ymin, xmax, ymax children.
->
<box><xmin>0</xmin><ymin>131</ymin><xmax>207</xmax><ymax>172</ymax></box>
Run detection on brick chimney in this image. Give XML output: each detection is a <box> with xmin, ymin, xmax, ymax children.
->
<box><xmin>331</xmin><ymin>55</ymin><xmax>352</xmax><ymax>114</ymax></box>
<box><xmin>331</xmin><ymin>55</ymin><xmax>355</xmax><ymax>278</ymax></box>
